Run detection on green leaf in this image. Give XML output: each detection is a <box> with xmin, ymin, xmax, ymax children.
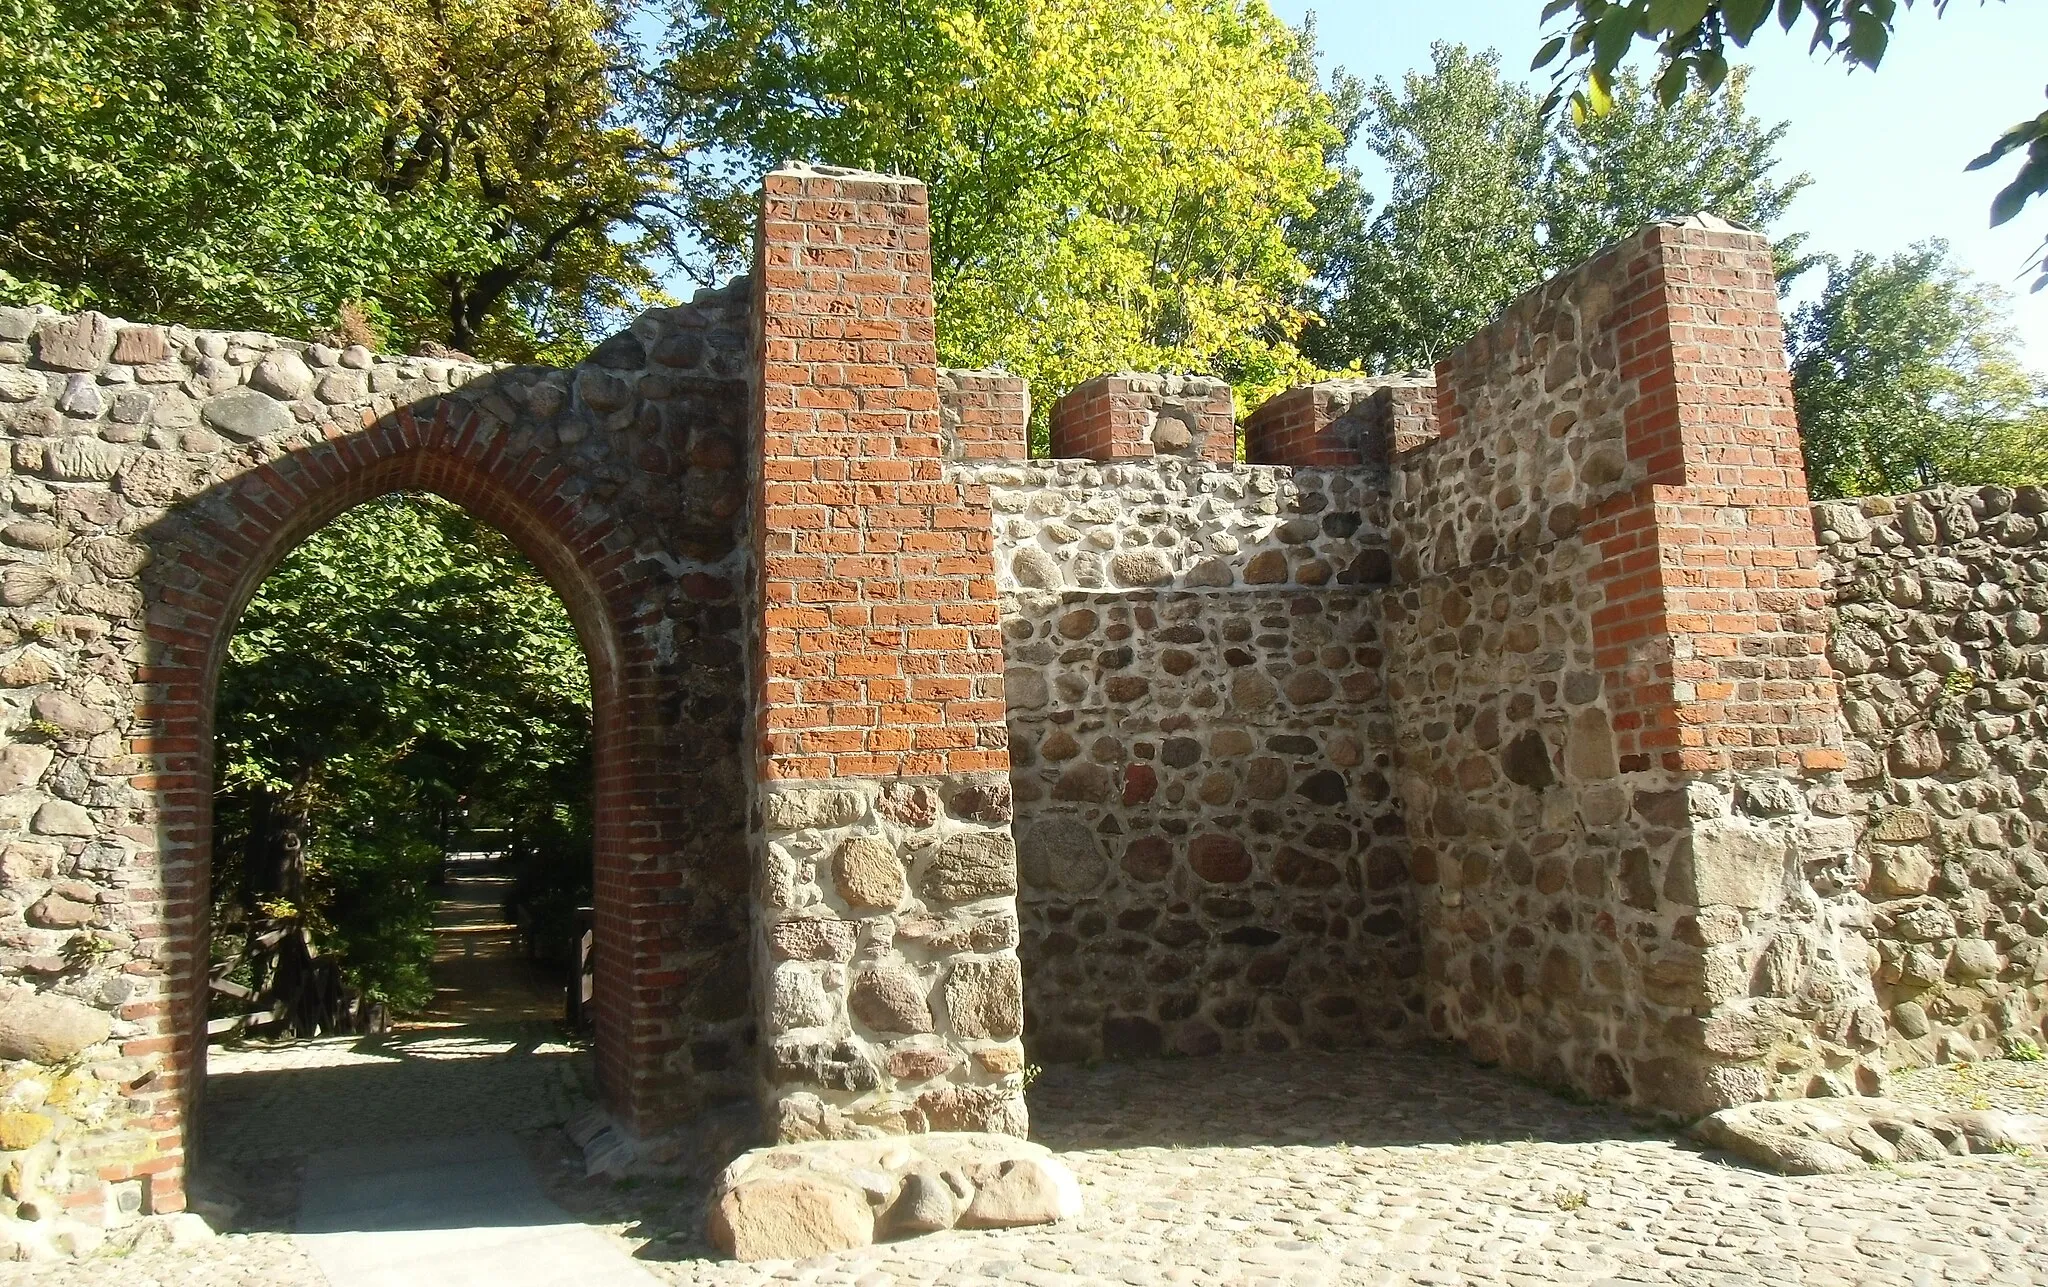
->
<box><xmin>1844</xmin><ymin>10</ymin><xmax>1890</xmax><ymax>67</ymax></box>
<box><xmin>1967</xmin><ymin>109</ymin><xmax>2048</xmax><ymax>171</ymax></box>
<box><xmin>1989</xmin><ymin>150</ymin><xmax>2048</xmax><ymax>227</ymax></box>
<box><xmin>1592</xmin><ymin>10</ymin><xmax>1639</xmax><ymax>71</ymax></box>
<box><xmin>1542</xmin><ymin>0</ymin><xmax>1579</xmax><ymax>21</ymax></box>
<box><xmin>1532</xmin><ymin>35</ymin><xmax>1569</xmax><ymax>70</ymax></box>
<box><xmin>1655</xmin><ymin>58</ymin><xmax>1690</xmax><ymax>106</ymax></box>
<box><xmin>1646</xmin><ymin>0</ymin><xmax>1712</xmax><ymax>34</ymax></box>
<box><xmin>1723</xmin><ymin>0</ymin><xmax>1773</xmax><ymax>41</ymax></box>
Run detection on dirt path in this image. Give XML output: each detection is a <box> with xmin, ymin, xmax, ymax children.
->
<box><xmin>413</xmin><ymin>854</ymin><xmax>566</xmax><ymax>1027</ymax></box>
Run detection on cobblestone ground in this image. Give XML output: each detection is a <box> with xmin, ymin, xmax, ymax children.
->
<box><xmin>8</xmin><ymin>1046</ymin><xmax>2048</xmax><ymax>1286</ymax></box>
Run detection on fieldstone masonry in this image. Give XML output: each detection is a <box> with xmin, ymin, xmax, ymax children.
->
<box><xmin>1821</xmin><ymin>486</ymin><xmax>2048</xmax><ymax>1067</ymax></box>
<box><xmin>5</xmin><ymin>164</ymin><xmax>2043</xmax><ymax>1246</ymax></box>
<box><xmin>0</xmin><ymin>284</ymin><xmax>760</xmax><ymax>1237</ymax></box>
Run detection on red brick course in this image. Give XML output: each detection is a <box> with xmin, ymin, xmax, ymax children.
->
<box><xmin>1048</xmin><ymin>373</ymin><xmax>1235</xmax><ymax>463</ymax></box>
<box><xmin>751</xmin><ymin>167</ymin><xmax>1011</xmax><ymax>781</ymax></box>
<box><xmin>1570</xmin><ymin>221</ymin><xmax>1841</xmax><ymax>774</ymax></box>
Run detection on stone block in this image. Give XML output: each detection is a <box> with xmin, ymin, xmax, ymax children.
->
<box><xmin>1681</xmin><ymin>820</ymin><xmax>1785</xmax><ymax>910</ymax></box>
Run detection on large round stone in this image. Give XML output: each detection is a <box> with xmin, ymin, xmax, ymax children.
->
<box><xmin>944</xmin><ymin>957</ymin><xmax>1022</xmax><ymax>1040</ymax></box>
<box><xmin>1017</xmin><ymin>818</ymin><xmax>1106</xmax><ymax>894</ymax></box>
<box><xmin>768</xmin><ymin>965</ymin><xmax>835</xmax><ymax>1031</ymax></box>
<box><xmin>708</xmin><ymin>1174</ymin><xmax>874</xmax><ymax>1262</ymax></box>
<box><xmin>32</xmin><ymin>692</ymin><xmax>114</xmax><ymax>737</ymax></box>
<box><xmin>202</xmin><ymin>388</ymin><xmax>294</xmax><ymax>440</ymax></box>
<box><xmin>920</xmin><ymin>832</ymin><xmax>1017</xmax><ymax>902</ymax></box>
<box><xmin>0</xmin><ymin>988</ymin><xmax>111</xmax><ymax>1063</ymax></box>
<box><xmin>249</xmin><ymin>350</ymin><xmax>314</xmax><ymax>400</ymax></box>
<box><xmin>1188</xmin><ymin>834</ymin><xmax>1251</xmax><ymax>883</ymax></box>
<box><xmin>849</xmin><ymin>967</ymin><xmax>932</xmax><ymax>1034</ymax></box>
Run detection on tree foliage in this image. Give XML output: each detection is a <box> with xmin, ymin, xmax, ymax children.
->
<box><xmin>1789</xmin><ymin>242</ymin><xmax>2048</xmax><ymax>497</ymax></box>
<box><xmin>292</xmin><ymin>0</ymin><xmax>681</xmax><ymax>361</ymax></box>
<box><xmin>0</xmin><ymin>0</ymin><xmax>673</xmax><ymax>361</ymax></box>
<box><xmin>1533</xmin><ymin>0</ymin><xmax>2048</xmax><ymax>288</ymax></box>
<box><xmin>0</xmin><ymin>0</ymin><xmax>474</xmax><ymax>340</ymax></box>
<box><xmin>214</xmin><ymin>494</ymin><xmax>593</xmax><ymax>1010</ymax></box>
<box><xmin>660</xmin><ymin>0</ymin><xmax>1336</xmax><ymax>423</ymax></box>
<box><xmin>1301</xmin><ymin>44</ymin><xmax>1805</xmax><ymax>372</ymax></box>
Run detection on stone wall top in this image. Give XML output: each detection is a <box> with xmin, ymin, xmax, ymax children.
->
<box><xmin>950</xmin><ymin>458</ymin><xmax>1390</xmax><ymax>596</ymax></box>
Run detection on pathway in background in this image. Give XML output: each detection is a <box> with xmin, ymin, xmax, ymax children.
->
<box><xmin>418</xmin><ymin>853</ymin><xmax>566</xmax><ymax>1025</ymax></box>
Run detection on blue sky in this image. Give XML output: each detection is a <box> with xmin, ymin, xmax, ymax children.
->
<box><xmin>1275</xmin><ymin>0</ymin><xmax>2048</xmax><ymax>362</ymax></box>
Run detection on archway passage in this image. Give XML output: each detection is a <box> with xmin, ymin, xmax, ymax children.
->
<box><xmin>134</xmin><ymin>369</ymin><xmax>756</xmax><ymax>1206</ymax></box>
<box><xmin>0</xmin><ymin>298</ymin><xmax>754</xmax><ymax>1224</ymax></box>
<box><xmin>205</xmin><ymin>491</ymin><xmax>595</xmax><ymax>1044</ymax></box>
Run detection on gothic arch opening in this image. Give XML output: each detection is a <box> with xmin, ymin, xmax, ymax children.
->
<box><xmin>196</xmin><ymin>486</ymin><xmax>602</xmax><ymax>1146</ymax></box>
<box><xmin>111</xmin><ymin>351</ymin><xmax>757</xmax><ymax>1210</ymax></box>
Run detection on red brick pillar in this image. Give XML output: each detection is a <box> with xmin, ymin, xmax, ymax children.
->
<box><xmin>749</xmin><ymin>163</ymin><xmax>1026</xmax><ymax>1141</ymax></box>
<box><xmin>1048</xmin><ymin>373</ymin><xmax>1234</xmax><ymax>462</ymax></box>
<box><xmin>1578</xmin><ymin>218</ymin><xmax>1844</xmax><ymax>777</ymax></box>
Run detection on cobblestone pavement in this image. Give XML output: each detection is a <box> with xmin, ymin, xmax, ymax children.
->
<box><xmin>9</xmin><ymin>1046</ymin><xmax>2048</xmax><ymax>1286</ymax></box>
<box><xmin>1892</xmin><ymin>1054</ymin><xmax>2048</xmax><ymax>1116</ymax></box>
<box><xmin>578</xmin><ymin>1051</ymin><xmax>2048</xmax><ymax>1287</ymax></box>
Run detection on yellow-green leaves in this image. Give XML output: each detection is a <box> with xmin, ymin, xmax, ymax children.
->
<box><xmin>664</xmin><ymin>0</ymin><xmax>1333</xmax><ymax>439</ymax></box>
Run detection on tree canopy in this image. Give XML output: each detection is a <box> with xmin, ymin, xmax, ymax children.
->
<box><xmin>1789</xmin><ymin>242</ymin><xmax>2048</xmax><ymax>498</ymax></box>
<box><xmin>214</xmin><ymin>494</ymin><xmax>593</xmax><ymax>1009</ymax></box>
<box><xmin>660</xmin><ymin>0</ymin><xmax>1336</xmax><ymax>423</ymax></box>
<box><xmin>1297</xmin><ymin>43</ymin><xmax>1806</xmax><ymax>373</ymax></box>
<box><xmin>0</xmin><ymin>0</ymin><xmax>674</xmax><ymax>362</ymax></box>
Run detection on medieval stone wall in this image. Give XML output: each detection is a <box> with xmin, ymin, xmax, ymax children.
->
<box><xmin>1820</xmin><ymin>485</ymin><xmax>2048</xmax><ymax>1065</ymax></box>
<box><xmin>0</xmin><ymin>290</ymin><xmax>756</xmax><ymax>1226</ymax></box>
<box><xmin>1382</xmin><ymin>217</ymin><xmax>1881</xmax><ymax>1115</ymax></box>
<box><xmin>944</xmin><ymin>445</ymin><xmax>1417</xmax><ymax>1064</ymax></box>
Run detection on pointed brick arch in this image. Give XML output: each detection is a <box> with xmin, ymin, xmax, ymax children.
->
<box><xmin>72</xmin><ymin>316</ymin><xmax>762</xmax><ymax>1215</ymax></box>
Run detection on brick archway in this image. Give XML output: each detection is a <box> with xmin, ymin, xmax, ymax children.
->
<box><xmin>143</xmin><ymin>401</ymin><xmax>664</xmax><ymax>1160</ymax></box>
<box><xmin>8</xmin><ymin>302</ymin><xmax>767</xmax><ymax>1216</ymax></box>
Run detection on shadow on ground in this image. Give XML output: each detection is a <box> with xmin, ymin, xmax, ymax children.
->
<box><xmin>570</xmin><ymin>1046</ymin><xmax>1677</xmax><ymax>1266</ymax></box>
<box><xmin>196</xmin><ymin>1020</ymin><xmax>590</xmax><ymax>1234</ymax></box>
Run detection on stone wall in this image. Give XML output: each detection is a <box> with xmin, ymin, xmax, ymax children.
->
<box><xmin>0</xmin><ymin>290</ymin><xmax>756</xmax><ymax>1229</ymax></box>
<box><xmin>1820</xmin><ymin>485</ymin><xmax>2048</xmax><ymax>1064</ymax></box>
<box><xmin>1382</xmin><ymin>215</ymin><xmax>1878</xmax><ymax>1115</ymax></box>
<box><xmin>943</xmin><ymin>446</ymin><xmax>1416</xmax><ymax>1063</ymax></box>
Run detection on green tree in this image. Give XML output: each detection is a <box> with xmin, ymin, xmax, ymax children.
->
<box><xmin>1303</xmin><ymin>44</ymin><xmax>1805</xmax><ymax>372</ymax></box>
<box><xmin>1312</xmin><ymin>44</ymin><xmax>1548</xmax><ymax>371</ymax></box>
<box><xmin>660</xmin><ymin>0</ymin><xmax>1336</xmax><ymax>427</ymax></box>
<box><xmin>1540</xmin><ymin>65</ymin><xmax>1807</xmax><ymax>272</ymax></box>
<box><xmin>0</xmin><ymin>0</ymin><xmax>477</xmax><ymax>340</ymax></box>
<box><xmin>1282</xmin><ymin>18</ymin><xmax>1375</xmax><ymax>373</ymax></box>
<box><xmin>0</xmin><ymin>0</ymin><xmax>676</xmax><ymax>362</ymax></box>
<box><xmin>290</xmin><ymin>0</ymin><xmax>682</xmax><ymax>361</ymax></box>
<box><xmin>1789</xmin><ymin>242</ymin><xmax>2048</xmax><ymax>497</ymax></box>
<box><xmin>1533</xmin><ymin>0</ymin><xmax>2048</xmax><ymax>287</ymax></box>
<box><xmin>214</xmin><ymin>494</ymin><xmax>593</xmax><ymax>1014</ymax></box>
